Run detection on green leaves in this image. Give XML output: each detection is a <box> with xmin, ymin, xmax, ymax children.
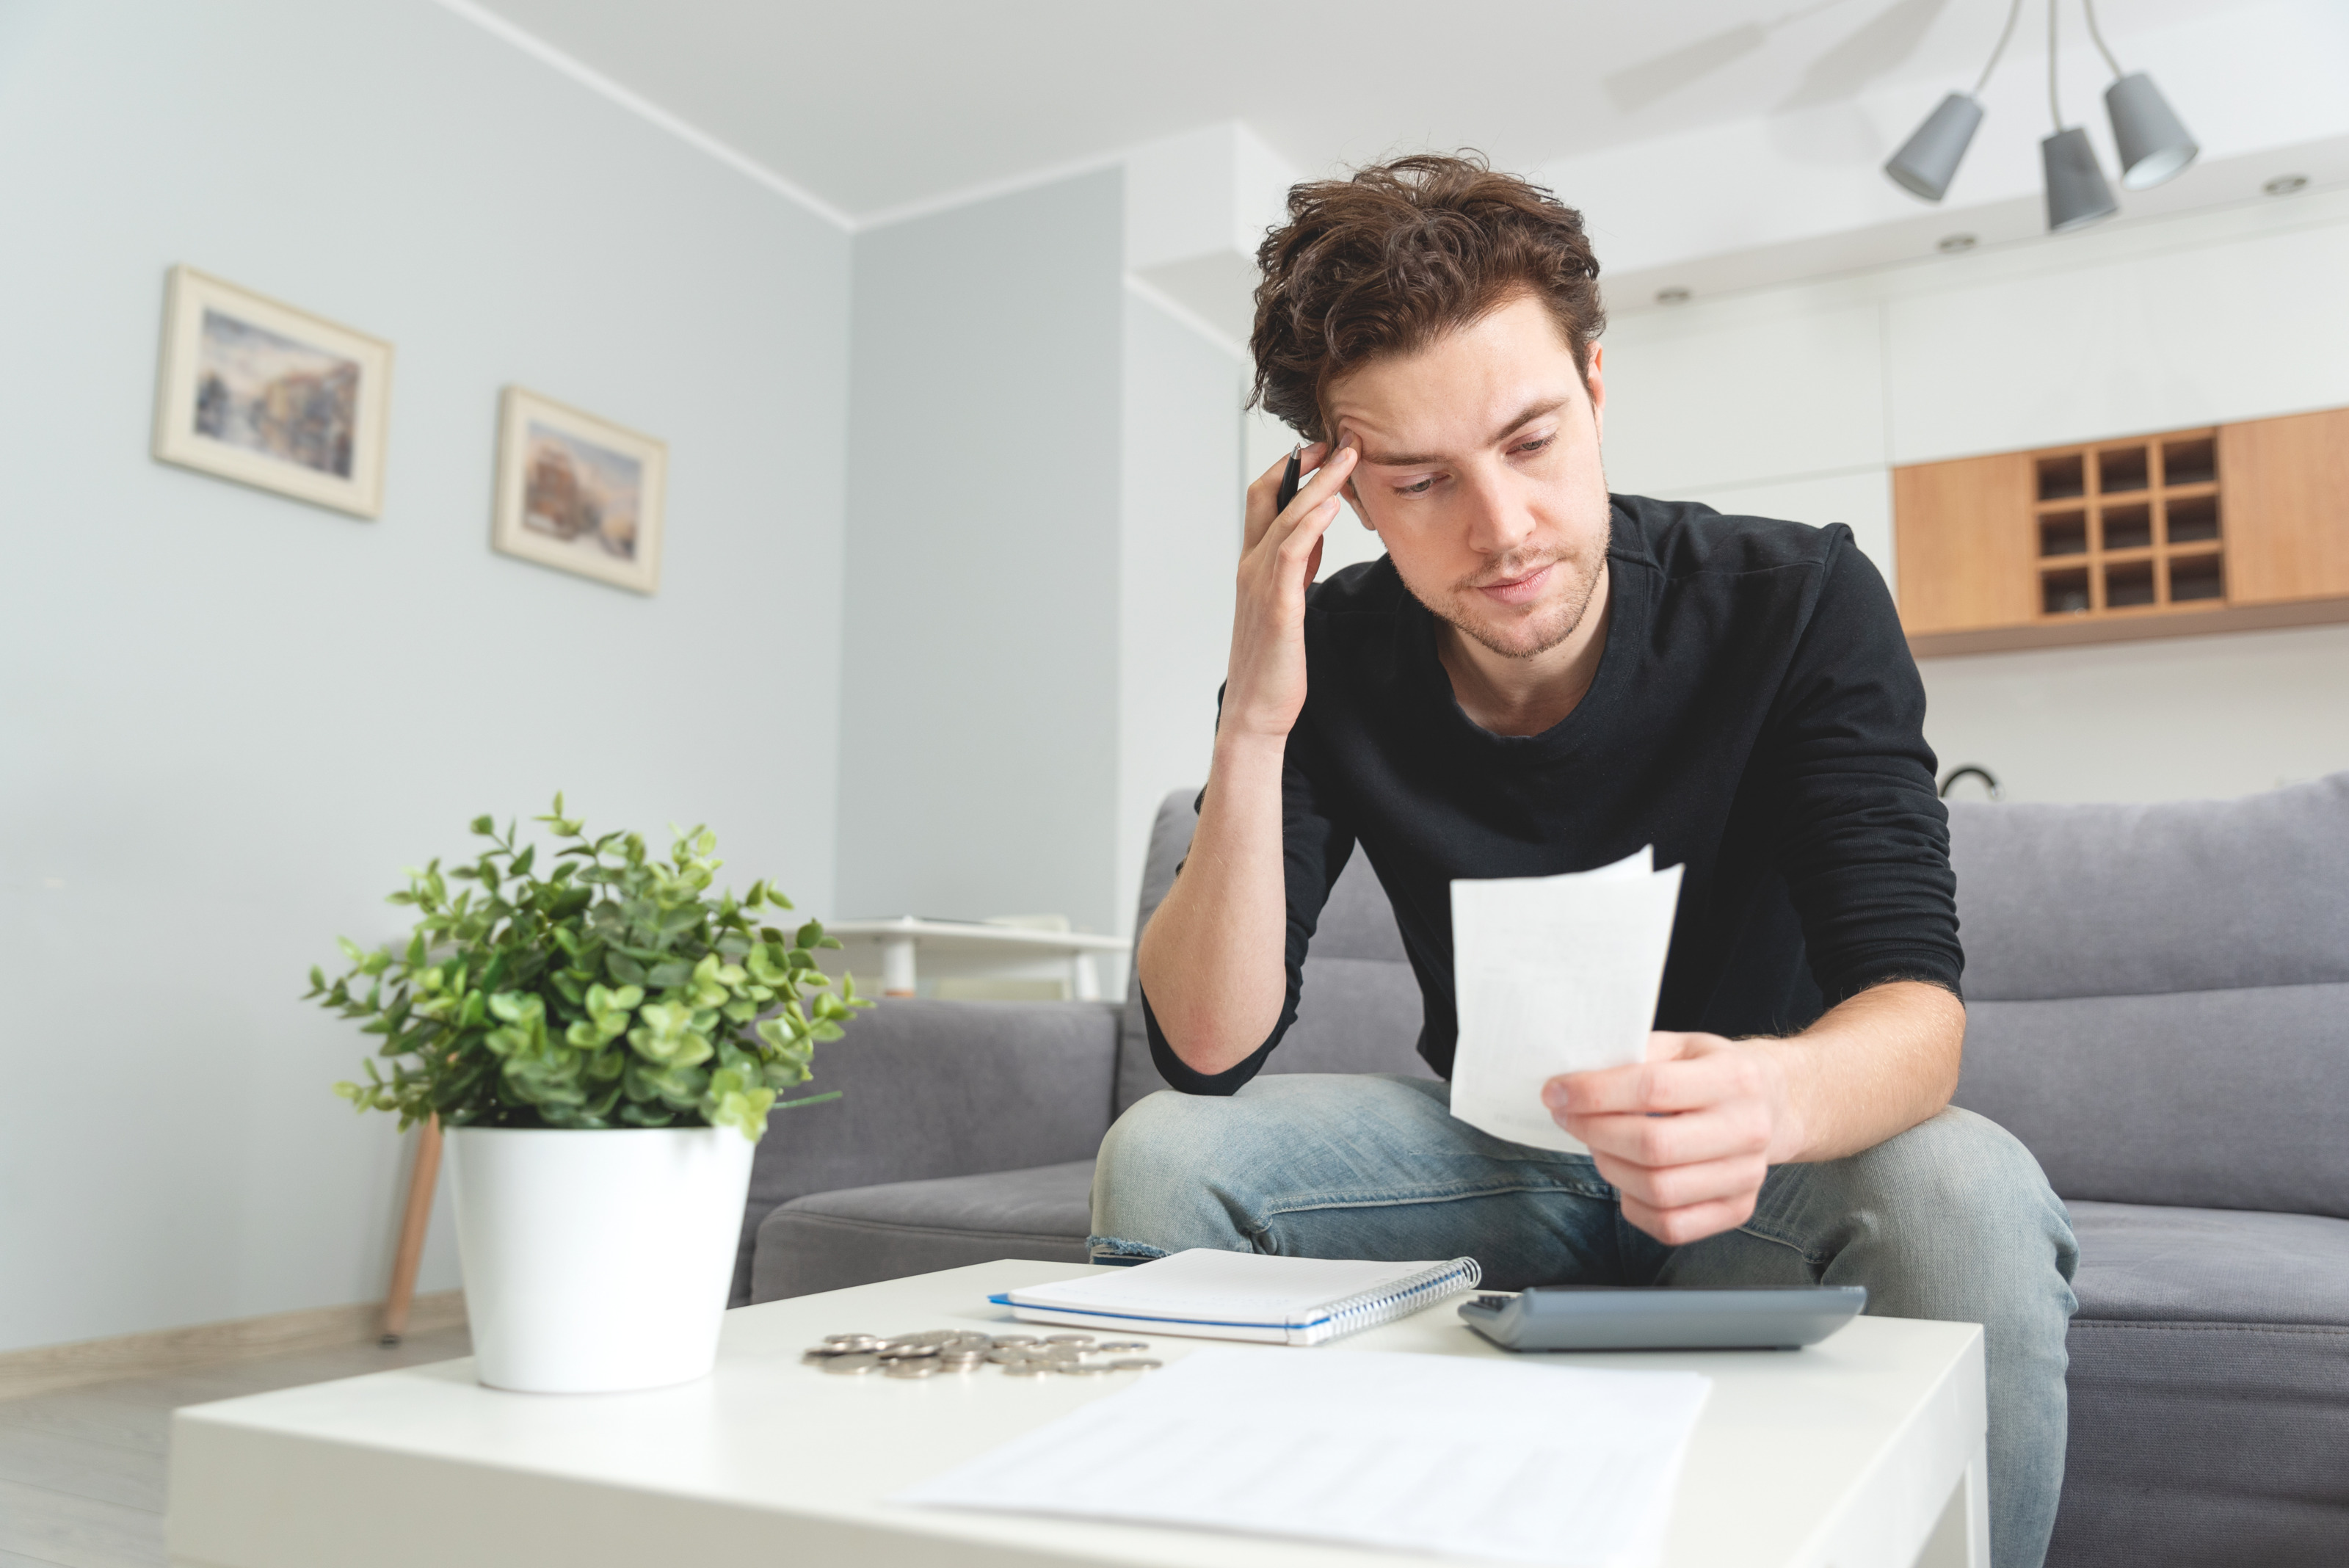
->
<box><xmin>308</xmin><ymin>795</ymin><xmax>871</xmax><ymax>1143</ymax></box>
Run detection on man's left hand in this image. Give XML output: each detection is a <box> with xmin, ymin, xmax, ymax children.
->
<box><xmin>1542</xmin><ymin>1032</ymin><xmax>1807</xmax><ymax>1246</ymax></box>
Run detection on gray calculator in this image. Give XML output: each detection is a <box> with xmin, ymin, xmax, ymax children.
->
<box><xmin>1459</xmin><ymin>1285</ymin><xmax>1867</xmax><ymax>1351</ymax></box>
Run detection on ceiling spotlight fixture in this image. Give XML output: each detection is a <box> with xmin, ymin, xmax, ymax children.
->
<box><xmin>1937</xmin><ymin>233</ymin><xmax>1979</xmax><ymax>253</ymax></box>
<box><xmin>1885</xmin><ymin>0</ymin><xmax>2196</xmax><ymax>235</ymax></box>
<box><xmin>2263</xmin><ymin>174</ymin><xmax>2309</xmax><ymax>196</ymax></box>
<box><xmin>1884</xmin><ymin>0</ymin><xmax>2016</xmax><ymax>201</ymax></box>
<box><xmin>1655</xmin><ymin>287</ymin><xmax>1693</xmax><ymax>306</ymax></box>
<box><xmin>2041</xmin><ymin>0</ymin><xmax>2116</xmax><ymax>231</ymax></box>
<box><xmin>2085</xmin><ymin>0</ymin><xmax>2198</xmax><ymax>189</ymax></box>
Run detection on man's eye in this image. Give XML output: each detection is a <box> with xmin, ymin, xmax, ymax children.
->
<box><xmin>1515</xmin><ymin>436</ymin><xmax>1554</xmax><ymax>456</ymax></box>
<box><xmin>1396</xmin><ymin>476</ymin><xmax>1437</xmax><ymax>496</ymax></box>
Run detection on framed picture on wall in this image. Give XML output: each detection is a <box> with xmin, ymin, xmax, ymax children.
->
<box><xmin>490</xmin><ymin>387</ymin><xmax>667</xmax><ymax>595</ymax></box>
<box><xmin>151</xmin><ymin>266</ymin><xmax>393</xmax><ymax>518</ymax></box>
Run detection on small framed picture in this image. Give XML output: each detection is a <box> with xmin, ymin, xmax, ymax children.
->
<box><xmin>491</xmin><ymin>387</ymin><xmax>667</xmax><ymax>595</ymax></box>
<box><xmin>152</xmin><ymin>266</ymin><xmax>393</xmax><ymax>518</ymax></box>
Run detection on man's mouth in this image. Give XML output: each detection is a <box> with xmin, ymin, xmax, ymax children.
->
<box><xmin>1472</xmin><ymin>563</ymin><xmax>1553</xmax><ymax>606</ymax></box>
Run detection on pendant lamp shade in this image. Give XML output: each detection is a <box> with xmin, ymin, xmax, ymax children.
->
<box><xmin>1884</xmin><ymin>92</ymin><xmax>1984</xmax><ymax>201</ymax></box>
<box><xmin>2042</xmin><ymin>127</ymin><xmax>2119</xmax><ymax>231</ymax></box>
<box><xmin>2105</xmin><ymin>71</ymin><xmax>2199</xmax><ymax>189</ymax></box>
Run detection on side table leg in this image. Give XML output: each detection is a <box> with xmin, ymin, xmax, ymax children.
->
<box><xmin>1913</xmin><ymin>1435</ymin><xmax>1991</xmax><ymax>1568</ymax></box>
<box><xmin>880</xmin><ymin>934</ymin><xmax>917</xmax><ymax>998</ymax></box>
<box><xmin>380</xmin><ymin>1116</ymin><xmax>442</xmax><ymax>1345</ymax></box>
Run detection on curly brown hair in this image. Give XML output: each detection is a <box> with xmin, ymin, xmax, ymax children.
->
<box><xmin>1248</xmin><ymin>153</ymin><xmax>1605</xmax><ymax>443</ymax></box>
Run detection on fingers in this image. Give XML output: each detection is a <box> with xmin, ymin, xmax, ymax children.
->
<box><xmin>1244</xmin><ymin>440</ymin><xmax>1331</xmax><ymax>551</ymax></box>
<box><xmin>1544</xmin><ymin>1037</ymin><xmax>1758</xmax><ymax>1119</ymax></box>
<box><xmin>1246</xmin><ymin>441</ymin><xmax>1354</xmax><ymax>557</ymax></box>
<box><xmin>1566</xmin><ymin>1097</ymin><xmax>1773</xmax><ymax>1171</ymax></box>
<box><xmin>1614</xmin><ymin>1189</ymin><xmax>1757</xmax><ymax>1248</ymax></box>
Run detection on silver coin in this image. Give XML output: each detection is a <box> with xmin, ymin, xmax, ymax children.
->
<box><xmin>937</xmin><ymin>1351</ymin><xmax>985</xmax><ymax>1365</ymax></box>
<box><xmin>1042</xmin><ymin>1334</ymin><xmax>1094</xmax><ymax>1345</ymax></box>
<box><xmin>1109</xmin><ymin>1358</ymin><xmax>1163</xmax><ymax>1371</ymax></box>
<box><xmin>990</xmin><ymin>1334</ymin><xmax>1039</xmax><ymax>1346</ymax></box>
<box><xmin>984</xmin><ymin>1349</ymin><xmax>1031</xmax><ymax>1364</ymax></box>
<box><xmin>1059</xmin><ymin>1362</ymin><xmax>1109</xmax><ymax>1376</ymax></box>
<box><xmin>1094</xmin><ymin>1340</ymin><xmax>1150</xmax><ymax>1352</ymax></box>
<box><xmin>945</xmin><ymin>1334</ymin><xmax>994</xmax><ymax>1351</ymax></box>
<box><xmin>821</xmin><ymin>1353</ymin><xmax>882</xmax><ymax>1375</ymax></box>
<box><xmin>878</xmin><ymin>1348</ymin><xmax>937</xmax><ymax>1362</ymax></box>
<box><xmin>939</xmin><ymin>1358</ymin><xmax>984</xmax><ymax>1373</ymax></box>
<box><xmin>824</xmin><ymin>1332</ymin><xmax>875</xmax><ymax>1345</ymax></box>
<box><xmin>884</xmin><ymin>1360</ymin><xmax>938</xmax><ymax>1379</ymax></box>
<box><xmin>1001</xmin><ymin>1362</ymin><xmax>1050</xmax><ymax>1376</ymax></box>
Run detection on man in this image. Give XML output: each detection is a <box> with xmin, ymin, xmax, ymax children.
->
<box><xmin>1092</xmin><ymin>155</ymin><xmax>2079</xmax><ymax>1568</ymax></box>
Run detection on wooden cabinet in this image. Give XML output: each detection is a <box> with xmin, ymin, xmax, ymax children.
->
<box><xmin>2221</xmin><ymin>408</ymin><xmax>2349</xmax><ymax>605</ymax></box>
<box><xmin>1895</xmin><ymin>406</ymin><xmax>2349</xmax><ymax>656</ymax></box>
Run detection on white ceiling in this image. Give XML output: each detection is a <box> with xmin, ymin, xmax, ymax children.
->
<box><xmin>468</xmin><ymin>0</ymin><xmax>2229</xmax><ymax>225</ymax></box>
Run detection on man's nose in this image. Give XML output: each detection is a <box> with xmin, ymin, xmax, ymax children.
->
<box><xmin>1459</xmin><ymin>462</ymin><xmax>1536</xmax><ymax>557</ymax></box>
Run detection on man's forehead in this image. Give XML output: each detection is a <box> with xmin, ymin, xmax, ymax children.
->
<box><xmin>1325</xmin><ymin>296</ymin><xmax>1586</xmax><ymax>460</ymax></box>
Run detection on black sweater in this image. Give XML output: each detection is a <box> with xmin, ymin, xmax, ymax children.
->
<box><xmin>1142</xmin><ymin>495</ymin><xmax>1962</xmax><ymax>1093</ymax></box>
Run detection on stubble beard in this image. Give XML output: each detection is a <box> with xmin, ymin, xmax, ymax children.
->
<box><xmin>1405</xmin><ymin>531</ymin><xmax>1608</xmax><ymax>661</ymax></box>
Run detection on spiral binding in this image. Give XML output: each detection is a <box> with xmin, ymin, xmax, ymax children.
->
<box><xmin>1303</xmin><ymin>1257</ymin><xmax>1484</xmax><ymax>1344</ymax></box>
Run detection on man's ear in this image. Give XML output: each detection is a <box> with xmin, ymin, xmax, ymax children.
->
<box><xmin>1585</xmin><ymin>343</ymin><xmax>1606</xmax><ymax>446</ymax></box>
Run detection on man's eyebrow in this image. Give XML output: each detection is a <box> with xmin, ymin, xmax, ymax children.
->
<box><xmin>1357</xmin><ymin>396</ymin><xmax>1573</xmax><ymax>466</ymax></box>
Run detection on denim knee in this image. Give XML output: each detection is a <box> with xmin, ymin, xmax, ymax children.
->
<box><xmin>1793</xmin><ymin>1106</ymin><xmax>2079</xmax><ymax>1315</ymax></box>
<box><xmin>1090</xmin><ymin>1089</ymin><xmax>1249</xmax><ymax>1254</ymax></box>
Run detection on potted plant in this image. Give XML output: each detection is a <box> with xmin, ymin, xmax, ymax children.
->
<box><xmin>308</xmin><ymin>796</ymin><xmax>869</xmax><ymax>1393</ymax></box>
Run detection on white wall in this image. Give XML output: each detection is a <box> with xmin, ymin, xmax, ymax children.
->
<box><xmin>1599</xmin><ymin>184</ymin><xmax>2349</xmax><ymax>803</ymax></box>
<box><xmin>0</xmin><ymin>0</ymin><xmax>849</xmax><ymax>1353</ymax></box>
<box><xmin>1116</xmin><ymin>294</ymin><xmax>1245</xmax><ymax>936</ymax></box>
<box><xmin>835</xmin><ymin>171</ymin><xmax>1127</xmax><ymax>934</ymax></box>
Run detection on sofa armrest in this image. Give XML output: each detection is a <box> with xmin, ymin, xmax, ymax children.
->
<box><xmin>730</xmin><ymin>998</ymin><xmax>1119</xmax><ymax>1302</ymax></box>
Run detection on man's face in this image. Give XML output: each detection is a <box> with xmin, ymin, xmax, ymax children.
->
<box><xmin>1325</xmin><ymin>291</ymin><xmax>1611</xmax><ymax>661</ymax></box>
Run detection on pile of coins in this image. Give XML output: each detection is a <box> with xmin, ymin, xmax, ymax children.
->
<box><xmin>802</xmin><ymin>1329</ymin><xmax>1162</xmax><ymax>1379</ymax></box>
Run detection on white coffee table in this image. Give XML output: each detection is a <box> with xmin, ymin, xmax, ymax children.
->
<box><xmin>167</xmin><ymin>1260</ymin><xmax>1986</xmax><ymax>1568</ymax></box>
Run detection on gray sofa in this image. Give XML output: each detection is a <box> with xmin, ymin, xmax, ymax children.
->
<box><xmin>742</xmin><ymin>777</ymin><xmax>2349</xmax><ymax>1568</ymax></box>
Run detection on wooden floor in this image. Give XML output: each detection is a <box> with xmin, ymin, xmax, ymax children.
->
<box><xmin>0</xmin><ymin>1326</ymin><xmax>471</xmax><ymax>1568</ymax></box>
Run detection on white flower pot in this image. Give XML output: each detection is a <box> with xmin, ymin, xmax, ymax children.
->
<box><xmin>447</xmin><ymin>1125</ymin><xmax>755</xmax><ymax>1393</ymax></box>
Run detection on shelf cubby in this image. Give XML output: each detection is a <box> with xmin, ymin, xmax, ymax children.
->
<box><xmin>2104</xmin><ymin>559</ymin><xmax>2157</xmax><ymax>609</ymax></box>
<box><xmin>2165</xmin><ymin>493</ymin><xmax>2220</xmax><ymax>544</ymax></box>
<box><xmin>2042</xmin><ymin>566</ymin><xmax>2091</xmax><ymax>615</ymax></box>
<box><xmin>2160</xmin><ymin>435</ymin><xmax>2217</xmax><ymax>487</ymax></box>
<box><xmin>2096</xmin><ymin>445</ymin><xmax>2150</xmax><ymax>493</ymax></box>
<box><xmin>2039</xmin><ymin>512</ymin><xmax>2088</xmax><ymax>556</ymax></box>
<box><xmin>2168</xmin><ymin>552</ymin><xmax>2224</xmax><ymax>602</ymax></box>
<box><xmin>2101</xmin><ymin>503</ymin><xmax>2153</xmax><ymax>553</ymax></box>
<box><xmin>2036</xmin><ymin>454</ymin><xmax>2085</xmax><ymax>501</ymax></box>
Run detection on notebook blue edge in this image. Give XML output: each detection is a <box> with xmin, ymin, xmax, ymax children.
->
<box><xmin>986</xmin><ymin>1292</ymin><xmax>1333</xmax><ymax>1333</ymax></box>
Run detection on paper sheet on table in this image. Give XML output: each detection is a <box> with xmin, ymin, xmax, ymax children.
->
<box><xmin>1449</xmin><ymin>848</ymin><xmax>1683</xmax><ymax>1154</ymax></box>
<box><xmin>896</xmin><ymin>1349</ymin><xmax>1710</xmax><ymax>1568</ymax></box>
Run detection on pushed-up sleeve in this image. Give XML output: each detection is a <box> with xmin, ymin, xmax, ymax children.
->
<box><xmin>1761</xmin><ymin>529</ymin><xmax>1964</xmax><ymax>1006</ymax></box>
<box><xmin>1138</xmin><ymin>725</ymin><xmax>1354</xmax><ymax>1095</ymax></box>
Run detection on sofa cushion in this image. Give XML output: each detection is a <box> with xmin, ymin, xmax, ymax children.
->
<box><xmin>749</xmin><ymin>1159</ymin><xmax>1097</xmax><ymax>1302</ymax></box>
<box><xmin>1949</xmin><ymin>774</ymin><xmax>2349</xmax><ymax>1002</ymax></box>
<box><xmin>1114</xmin><ymin>789</ymin><xmax>1429</xmax><ymax>1114</ymax></box>
<box><xmin>734</xmin><ymin>998</ymin><xmax>1117</xmax><ymax>1303</ymax></box>
<box><xmin>1956</xmin><ymin>983</ymin><xmax>2349</xmax><ymax>1217</ymax></box>
<box><xmin>2050</xmin><ymin>1200</ymin><xmax>2349</xmax><ymax>1568</ymax></box>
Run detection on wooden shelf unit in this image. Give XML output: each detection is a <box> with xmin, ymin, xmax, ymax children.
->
<box><xmin>1895</xmin><ymin>406</ymin><xmax>2349</xmax><ymax>656</ymax></box>
<box><xmin>2027</xmin><ymin>431</ymin><xmax>2223</xmax><ymax>620</ymax></box>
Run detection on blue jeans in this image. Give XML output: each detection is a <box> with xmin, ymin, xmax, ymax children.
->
<box><xmin>1091</xmin><ymin>1075</ymin><xmax>2079</xmax><ymax>1568</ymax></box>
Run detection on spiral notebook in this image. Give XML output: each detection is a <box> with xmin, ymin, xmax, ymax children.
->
<box><xmin>988</xmin><ymin>1249</ymin><xmax>1483</xmax><ymax>1344</ymax></box>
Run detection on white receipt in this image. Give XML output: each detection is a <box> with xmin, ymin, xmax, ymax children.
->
<box><xmin>897</xmin><ymin>1349</ymin><xmax>1710</xmax><ymax>1568</ymax></box>
<box><xmin>1448</xmin><ymin>848</ymin><xmax>1683</xmax><ymax>1153</ymax></box>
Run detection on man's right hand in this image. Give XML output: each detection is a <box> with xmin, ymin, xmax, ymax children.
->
<box><xmin>1136</xmin><ymin>438</ymin><xmax>1358</xmax><ymax>1075</ymax></box>
<box><xmin>1222</xmin><ymin>440</ymin><xmax>1359</xmax><ymax>743</ymax></box>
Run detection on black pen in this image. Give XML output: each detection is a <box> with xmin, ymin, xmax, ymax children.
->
<box><xmin>1275</xmin><ymin>446</ymin><xmax>1303</xmax><ymax>512</ymax></box>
